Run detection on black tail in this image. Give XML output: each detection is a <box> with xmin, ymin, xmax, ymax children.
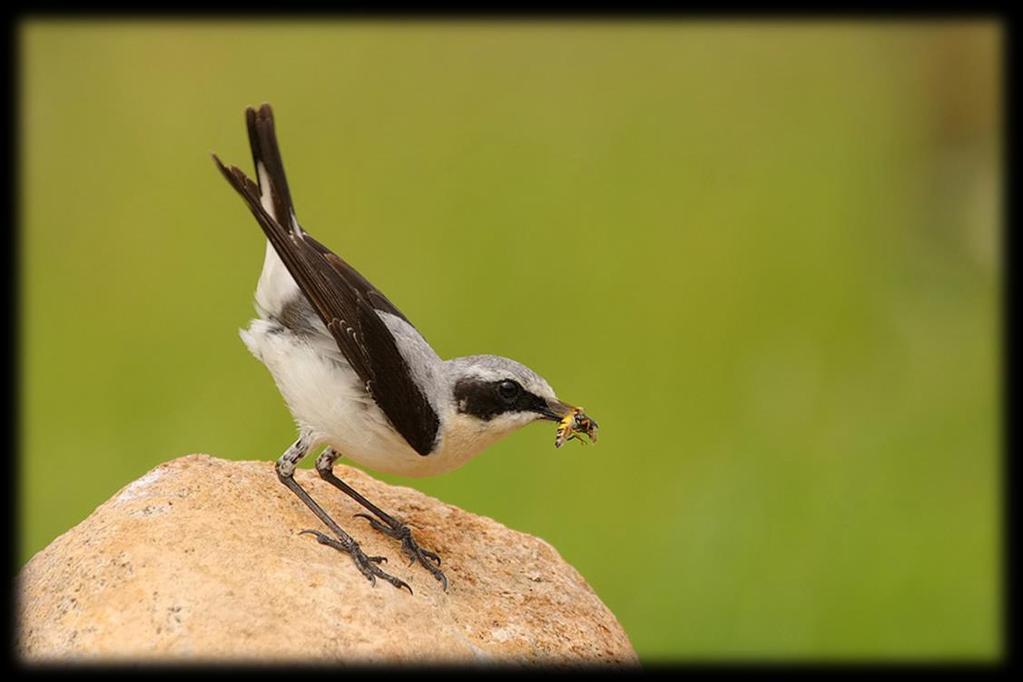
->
<box><xmin>245</xmin><ymin>103</ymin><xmax>296</xmax><ymax>230</ymax></box>
<box><xmin>212</xmin><ymin>104</ymin><xmax>305</xmax><ymax>294</ymax></box>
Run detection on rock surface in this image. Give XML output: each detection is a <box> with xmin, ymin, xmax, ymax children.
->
<box><xmin>18</xmin><ymin>455</ymin><xmax>637</xmax><ymax>664</ymax></box>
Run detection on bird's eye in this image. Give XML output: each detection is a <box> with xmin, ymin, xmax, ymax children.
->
<box><xmin>497</xmin><ymin>380</ymin><xmax>521</xmax><ymax>404</ymax></box>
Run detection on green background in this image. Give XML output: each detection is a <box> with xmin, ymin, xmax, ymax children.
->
<box><xmin>20</xmin><ymin>21</ymin><xmax>1001</xmax><ymax>660</ymax></box>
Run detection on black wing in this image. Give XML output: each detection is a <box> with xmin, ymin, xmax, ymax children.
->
<box><xmin>214</xmin><ymin>103</ymin><xmax>439</xmax><ymax>456</ymax></box>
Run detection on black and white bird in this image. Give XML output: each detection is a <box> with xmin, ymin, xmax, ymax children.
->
<box><xmin>213</xmin><ymin>104</ymin><xmax>596</xmax><ymax>593</ymax></box>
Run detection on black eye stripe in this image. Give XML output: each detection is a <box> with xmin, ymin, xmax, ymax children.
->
<box><xmin>454</xmin><ymin>378</ymin><xmax>544</xmax><ymax>421</ymax></box>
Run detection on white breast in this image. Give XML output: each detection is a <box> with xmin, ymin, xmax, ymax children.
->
<box><xmin>242</xmin><ymin>318</ymin><xmax>509</xmax><ymax>478</ymax></box>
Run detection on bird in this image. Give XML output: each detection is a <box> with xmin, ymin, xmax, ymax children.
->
<box><xmin>212</xmin><ymin>103</ymin><xmax>597</xmax><ymax>593</ymax></box>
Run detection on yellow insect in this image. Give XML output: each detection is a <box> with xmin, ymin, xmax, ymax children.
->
<box><xmin>555</xmin><ymin>408</ymin><xmax>599</xmax><ymax>448</ymax></box>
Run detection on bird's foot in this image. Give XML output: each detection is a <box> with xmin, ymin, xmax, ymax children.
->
<box><xmin>354</xmin><ymin>514</ymin><xmax>448</xmax><ymax>591</ymax></box>
<box><xmin>299</xmin><ymin>529</ymin><xmax>412</xmax><ymax>594</ymax></box>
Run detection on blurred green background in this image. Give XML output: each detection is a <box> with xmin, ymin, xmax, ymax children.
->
<box><xmin>20</xmin><ymin>21</ymin><xmax>1001</xmax><ymax>660</ymax></box>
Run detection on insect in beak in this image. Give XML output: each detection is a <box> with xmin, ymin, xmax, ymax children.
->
<box><xmin>555</xmin><ymin>409</ymin><xmax>599</xmax><ymax>448</ymax></box>
<box><xmin>536</xmin><ymin>399</ymin><xmax>598</xmax><ymax>448</ymax></box>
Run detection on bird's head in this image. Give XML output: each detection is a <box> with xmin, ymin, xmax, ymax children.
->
<box><xmin>443</xmin><ymin>355</ymin><xmax>597</xmax><ymax>450</ymax></box>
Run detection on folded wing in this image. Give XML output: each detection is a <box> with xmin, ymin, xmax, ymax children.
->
<box><xmin>214</xmin><ymin>104</ymin><xmax>440</xmax><ymax>456</ymax></box>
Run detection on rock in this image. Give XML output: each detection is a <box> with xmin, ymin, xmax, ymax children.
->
<box><xmin>17</xmin><ymin>455</ymin><xmax>637</xmax><ymax>664</ymax></box>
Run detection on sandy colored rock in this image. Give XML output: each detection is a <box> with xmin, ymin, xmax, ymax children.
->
<box><xmin>18</xmin><ymin>455</ymin><xmax>637</xmax><ymax>664</ymax></box>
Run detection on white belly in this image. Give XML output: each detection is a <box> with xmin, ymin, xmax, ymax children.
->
<box><xmin>241</xmin><ymin>320</ymin><xmax>499</xmax><ymax>477</ymax></box>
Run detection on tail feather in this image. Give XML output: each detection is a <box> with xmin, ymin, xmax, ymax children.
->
<box><xmin>245</xmin><ymin>103</ymin><xmax>297</xmax><ymax>232</ymax></box>
<box><xmin>216</xmin><ymin>104</ymin><xmax>305</xmax><ymax>317</ymax></box>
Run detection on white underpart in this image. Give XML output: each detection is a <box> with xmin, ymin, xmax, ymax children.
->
<box><xmin>253</xmin><ymin>162</ymin><xmax>300</xmax><ymax>318</ymax></box>
<box><xmin>241</xmin><ymin>318</ymin><xmax>417</xmax><ymax>474</ymax></box>
<box><xmin>241</xmin><ymin>310</ymin><xmax>537</xmax><ymax>477</ymax></box>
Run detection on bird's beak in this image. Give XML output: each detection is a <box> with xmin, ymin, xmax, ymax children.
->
<box><xmin>537</xmin><ymin>398</ymin><xmax>577</xmax><ymax>422</ymax></box>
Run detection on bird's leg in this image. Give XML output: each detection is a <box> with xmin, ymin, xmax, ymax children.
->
<box><xmin>276</xmin><ymin>435</ymin><xmax>411</xmax><ymax>594</ymax></box>
<box><xmin>316</xmin><ymin>448</ymin><xmax>448</xmax><ymax>591</ymax></box>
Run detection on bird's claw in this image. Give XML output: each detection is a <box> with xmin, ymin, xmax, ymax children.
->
<box><xmin>354</xmin><ymin>514</ymin><xmax>448</xmax><ymax>591</ymax></box>
<box><xmin>299</xmin><ymin>529</ymin><xmax>410</xmax><ymax>594</ymax></box>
